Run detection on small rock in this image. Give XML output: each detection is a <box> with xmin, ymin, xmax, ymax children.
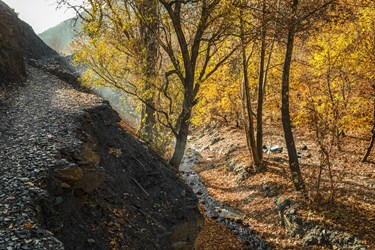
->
<box><xmin>73</xmin><ymin>169</ymin><xmax>106</xmax><ymax>192</ymax></box>
<box><xmin>180</xmin><ymin>189</ymin><xmax>187</xmax><ymax>198</ymax></box>
<box><xmin>235</xmin><ymin>218</ymin><xmax>242</xmax><ymax>224</ymax></box>
<box><xmin>59</xmin><ymin>182</ymin><xmax>71</xmax><ymax>189</ymax></box>
<box><xmin>270</xmin><ymin>145</ymin><xmax>283</xmax><ymax>153</ymax></box>
<box><xmin>87</xmin><ymin>238</ymin><xmax>95</xmax><ymax>244</ymax></box>
<box><xmin>54</xmin><ymin>166</ymin><xmax>83</xmax><ymax>183</ymax></box>
<box><xmin>55</xmin><ymin>197</ymin><xmax>63</xmax><ymax>205</ymax></box>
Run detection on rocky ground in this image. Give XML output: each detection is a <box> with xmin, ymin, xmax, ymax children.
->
<box><xmin>188</xmin><ymin>125</ymin><xmax>374</xmax><ymax>249</ymax></box>
<box><xmin>0</xmin><ymin>65</ymin><xmax>202</xmax><ymax>249</ymax></box>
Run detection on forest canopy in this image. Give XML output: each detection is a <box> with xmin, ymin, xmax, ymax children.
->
<box><xmin>57</xmin><ymin>0</ymin><xmax>375</xmax><ymax>199</ymax></box>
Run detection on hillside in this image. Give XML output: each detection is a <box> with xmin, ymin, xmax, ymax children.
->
<box><xmin>0</xmin><ymin>1</ymin><xmax>203</xmax><ymax>249</ymax></box>
<box><xmin>39</xmin><ymin>16</ymin><xmax>82</xmax><ymax>54</ymax></box>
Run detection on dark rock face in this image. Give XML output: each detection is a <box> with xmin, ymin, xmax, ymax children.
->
<box><xmin>0</xmin><ymin>0</ymin><xmax>59</xmax><ymax>83</ymax></box>
<box><xmin>0</xmin><ymin>1</ymin><xmax>25</xmax><ymax>82</ymax></box>
<box><xmin>276</xmin><ymin>198</ymin><xmax>367</xmax><ymax>249</ymax></box>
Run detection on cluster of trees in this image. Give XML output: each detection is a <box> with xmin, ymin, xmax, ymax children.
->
<box><xmin>57</xmin><ymin>0</ymin><xmax>374</xmax><ymax>199</ymax></box>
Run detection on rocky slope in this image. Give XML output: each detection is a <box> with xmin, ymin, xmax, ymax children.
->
<box><xmin>0</xmin><ymin>1</ymin><xmax>203</xmax><ymax>249</ymax></box>
<box><xmin>0</xmin><ymin>0</ymin><xmax>65</xmax><ymax>82</ymax></box>
<box><xmin>0</xmin><ymin>1</ymin><xmax>25</xmax><ymax>82</ymax></box>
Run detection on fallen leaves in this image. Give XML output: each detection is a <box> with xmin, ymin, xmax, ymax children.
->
<box><xmin>191</xmin><ymin>125</ymin><xmax>375</xmax><ymax>249</ymax></box>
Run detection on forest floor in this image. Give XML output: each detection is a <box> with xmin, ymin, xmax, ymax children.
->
<box><xmin>189</xmin><ymin>124</ymin><xmax>375</xmax><ymax>249</ymax></box>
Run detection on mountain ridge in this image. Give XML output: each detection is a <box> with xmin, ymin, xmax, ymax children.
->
<box><xmin>39</xmin><ymin>16</ymin><xmax>82</xmax><ymax>54</ymax></box>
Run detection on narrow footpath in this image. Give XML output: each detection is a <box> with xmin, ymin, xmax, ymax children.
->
<box><xmin>0</xmin><ymin>66</ymin><xmax>103</xmax><ymax>248</ymax></box>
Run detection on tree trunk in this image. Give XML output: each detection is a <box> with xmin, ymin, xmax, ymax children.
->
<box><xmin>142</xmin><ymin>97</ymin><xmax>157</xmax><ymax>141</ymax></box>
<box><xmin>139</xmin><ymin>0</ymin><xmax>158</xmax><ymax>143</ymax></box>
<box><xmin>281</xmin><ymin>1</ymin><xmax>308</xmax><ymax>197</ymax></box>
<box><xmin>362</xmin><ymin>100</ymin><xmax>375</xmax><ymax>162</ymax></box>
<box><xmin>239</xmin><ymin>9</ymin><xmax>261</xmax><ymax>168</ymax></box>
<box><xmin>169</xmin><ymin>93</ymin><xmax>193</xmax><ymax>168</ymax></box>
<box><xmin>169</xmin><ymin>118</ymin><xmax>190</xmax><ymax>168</ymax></box>
<box><xmin>256</xmin><ymin>3</ymin><xmax>267</xmax><ymax>161</ymax></box>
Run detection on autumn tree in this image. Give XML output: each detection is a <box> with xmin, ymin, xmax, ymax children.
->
<box><xmin>158</xmin><ymin>0</ymin><xmax>238</xmax><ymax>167</ymax></box>
<box><xmin>276</xmin><ymin>0</ymin><xmax>341</xmax><ymax>197</ymax></box>
<box><xmin>59</xmin><ymin>0</ymin><xmax>238</xmax><ymax>168</ymax></box>
<box><xmin>206</xmin><ymin>0</ymin><xmax>276</xmax><ymax>171</ymax></box>
<box><xmin>138</xmin><ymin>0</ymin><xmax>159</xmax><ymax>143</ymax></box>
<box><xmin>57</xmin><ymin>0</ymin><xmax>162</xmax><ymax>146</ymax></box>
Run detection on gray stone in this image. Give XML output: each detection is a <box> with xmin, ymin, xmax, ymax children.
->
<box><xmin>180</xmin><ymin>189</ymin><xmax>187</xmax><ymax>198</ymax></box>
<box><xmin>87</xmin><ymin>238</ymin><xmax>95</xmax><ymax>244</ymax></box>
<box><xmin>55</xmin><ymin>197</ymin><xmax>63</xmax><ymax>205</ymax></box>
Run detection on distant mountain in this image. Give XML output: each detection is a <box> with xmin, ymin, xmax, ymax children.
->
<box><xmin>38</xmin><ymin>16</ymin><xmax>82</xmax><ymax>55</ymax></box>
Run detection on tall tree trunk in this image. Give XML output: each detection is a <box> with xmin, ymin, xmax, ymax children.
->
<box><xmin>142</xmin><ymin>97</ymin><xmax>157</xmax><ymax>141</ymax></box>
<box><xmin>281</xmin><ymin>0</ymin><xmax>308</xmax><ymax>197</ymax></box>
<box><xmin>169</xmin><ymin>89</ymin><xmax>193</xmax><ymax>168</ymax></box>
<box><xmin>362</xmin><ymin>98</ymin><xmax>375</xmax><ymax>162</ymax></box>
<box><xmin>169</xmin><ymin>113</ymin><xmax>190</xmax><ymax>168</ymax></box>
<box><xmin>139</xmin><ymin>0</ymin><xmax>158</xmax><ymax>143</ymax></box>
<box><xmin>239</xmin><ymin>10</ymin><xmax>261</xmax><ymax>168</ymax></box>
<box><xmin>256</xmin><ymin>1</ymin><xmax>267</xmax><ymax>161</ymax></box>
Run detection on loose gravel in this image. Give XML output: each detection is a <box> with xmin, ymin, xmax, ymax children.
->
<box><xmin>0</xmin><ymin>65</ymin><xmax>102</xmax><ymax>249</ymax></box>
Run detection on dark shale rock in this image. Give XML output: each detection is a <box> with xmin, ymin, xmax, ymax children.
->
<box><xmin>276</xmin><ymin>198</ymin><xmax>367</xmax><ymax>249</ymax></box>
<box><xmin>73</xmin><ymin>169</ymin><xmax>107</xmax><ymax>193</ymax></box>
<box><xmin>0</xmin><ymin>0</ymin><xmax>78</xmax><ymax>87</ymax></box>
<box><xmin>0</xmin><ymin>1</ymin><xmax>25</xmax><ymax>82</ymax></box>
<box><xmin>54</xmin><ymin>166</ymin><xmax>84</xmax><ymax>183</ymax></box>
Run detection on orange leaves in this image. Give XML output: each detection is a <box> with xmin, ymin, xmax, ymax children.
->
<box><xmin>23</xmin><ymin>223</ymin><xmax>33</xmax><ymax>229</ymax></box>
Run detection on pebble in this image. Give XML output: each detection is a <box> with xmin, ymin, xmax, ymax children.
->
<box><xmin>54</xmin><ymin>197</ymin><xmax>63</xmax><ymax>205</ymax></box>
<box><xmin>87</xmin><ymin>238</ymin><xmax>95</xmax><ymax>244</ymax></box>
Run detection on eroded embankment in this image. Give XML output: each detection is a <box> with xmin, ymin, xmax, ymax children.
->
<box><xmin>0</xmin><ymin>65</ymin><xmax>203</xmax><ymax>250</ymax></box>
